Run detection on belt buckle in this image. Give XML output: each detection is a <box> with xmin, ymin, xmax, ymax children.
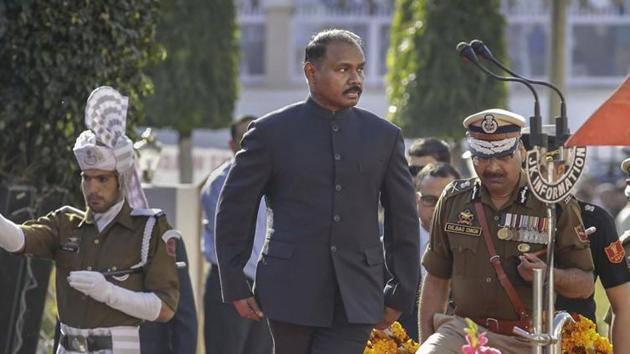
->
<box><xmin>485</xmin><ymin>317</ymin><xmax>499</xmax><ymax>332</ymax></box>
<box><xmin>71</xmin><ymin>336</ymin><xmax>88</xmax><ymax>353</ymax></box>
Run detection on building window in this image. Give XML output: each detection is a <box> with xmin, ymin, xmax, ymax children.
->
<box><xmin>506</xmin><ymin>23</ymin><xmax>549</xmax><ymax>78</ymax></box>
<box><xmin>240</xmin><ymin>24</ymin><xmax>266</xmax><ymax>77</ymax></box>
<box><xmin>572</xmin><ymin>24</ymin><xmax>630</xmax><ymax>77</ymax></box>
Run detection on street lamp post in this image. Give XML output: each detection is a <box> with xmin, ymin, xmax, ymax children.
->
<box><xmin>134</xmin><ymin>128</ymin><xmax>163</xmax><ymax>184</ymax></box>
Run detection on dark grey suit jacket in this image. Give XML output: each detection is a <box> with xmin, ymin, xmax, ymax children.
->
<box><xmin>216</xmin><ymin>97</ymin><xmax>419</xmax><ymax>327</ymax></box>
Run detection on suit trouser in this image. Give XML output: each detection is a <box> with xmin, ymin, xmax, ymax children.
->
<box><xmin>203</xmin><ymin>265</ymin><xmax>273</xmax><ymax>354</ymax></box>
<box><xmin>267</xmin><ymin>292</ymin><xmax>373</xmax><ymax>354</ymax></box>
<box><xmin>416</xmin><ymin>314</ymin><xmax>532</xmax><ymax>354</ymax></box>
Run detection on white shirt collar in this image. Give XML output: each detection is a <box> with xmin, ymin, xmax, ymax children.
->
<box><xmin>93</xmin><ymin>199</ymin><xmax>125</xmax><ymax>232</ymax></box>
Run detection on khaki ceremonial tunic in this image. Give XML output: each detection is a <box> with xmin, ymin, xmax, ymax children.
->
<box><xmin>19</xmin><ymin>202</ymin><xmax>179</xmax><ymax>328</ymax></box>
<box><xmin>423</xmin><ymin>172</ymin><xmax>593</xmax><ymax>320</ymax></box>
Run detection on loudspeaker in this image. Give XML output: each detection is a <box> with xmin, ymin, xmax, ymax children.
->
<box><xmin>0</xmin><ymin>185</ymin><xmax>52</xmax><ymax>354</ymax></box>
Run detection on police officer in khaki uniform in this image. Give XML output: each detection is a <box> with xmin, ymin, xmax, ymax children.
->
<box><xmin>417</xmin><ymin>109</ymin><xmax>595</xmax><ymax>354</ymax></box>
<box><xmin>0</xmin><ymin>87</ymin><xmax>179</xmax><ymax>354</ymax></box>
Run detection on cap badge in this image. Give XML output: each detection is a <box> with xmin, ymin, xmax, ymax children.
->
<box><xmin>84</xmin><ymin>149</ymin><xmax>98</xmax><ymax>166</ymax></box>
<box><xmin>481</xmin><ymin>114</ymin><xmax>498</xmax><ymax>134</ymax></box>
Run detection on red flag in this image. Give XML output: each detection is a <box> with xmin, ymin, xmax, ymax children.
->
<box><xmin>565</xmin><ymin>76</ymin><xmax>630</xmax><ymax>146</ymax></box>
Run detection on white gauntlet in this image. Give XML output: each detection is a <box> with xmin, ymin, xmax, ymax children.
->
<box><xmin>68</xmin><ymin>271</ymin><xmax>162</xmax><ymax>321</ymax></box>
<box><xmin>0</xmin><ymin>213</ymin><xmax>25</xmax><ymax>252</ymax></box>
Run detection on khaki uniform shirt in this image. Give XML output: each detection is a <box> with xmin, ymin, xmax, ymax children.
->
<box><xmin>423</xmin><ymin>172</ymin><xmax>593</xmax><ymax>320</ymax></box>
<box><xmin>19</xmin><ymin>202</ymin><xmax>179</xmax><ymax>328</ymax></box>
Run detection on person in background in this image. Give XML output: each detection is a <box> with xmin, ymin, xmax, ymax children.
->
<box><xmin>201</xmin><ymin>115</ymin><xmax>272</xmax><ymax>354</ymax></box>
<box><xmin>407</xmin><ymin>138</ymin><xmax>451</xmax><ymax>179</ymax></box>
<box><xmin>139</xmin><ymin>238</ymin><xmax>197</xmax><ymax>354</ymax></box>
<box><xmin>398</xmin><ymin>162</ymin><xmax>460</xmax><ymax>341</ymax></box>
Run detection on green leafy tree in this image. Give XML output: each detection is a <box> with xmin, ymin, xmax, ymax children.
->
<box><xmin>144</xmin><ymin>0</ymin><xmax>239</xmax><ymax>182</ymax></box>
<box><xmin>387</xmin><ymin>0</ymin><xmax>507</xmax><ymax>139</ymax></box>
<box><xmin>0</xmin><ymin>0</ymin><xmax>162</xmax><ymax>201</ymax></box>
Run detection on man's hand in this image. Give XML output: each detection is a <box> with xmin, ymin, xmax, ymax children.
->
<box><xmin>374</xmin><ymin>306</ymin><xmax>402</xmax><ymax>330</ymax></box>
<box><xmin>517</xmin><ymin>253</ymin><xmax>547</xmax><ymax>282</ymax></box>
<box><xmin>68</xmin><ymin>271</ymin><xmax>113</xmax><ymax>303</ymax></box>
<box><xmin>233</xmin><ymin>296</ymin><xmax>264</xmax><ymax>321</ymax></box>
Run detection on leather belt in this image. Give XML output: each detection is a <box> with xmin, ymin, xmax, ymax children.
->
<box><xmin>60</xmin><ymin>333</ymin><xmax>113</xmax><ymax>352</ymax></box>
<box><xmin>471</xmin><ymin>317</ymin><xmax>532</xmax><ymax>336</ymax></box>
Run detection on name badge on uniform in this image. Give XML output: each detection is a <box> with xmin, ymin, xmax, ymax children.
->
<box><xmin>444</xmin><ymin>209</ymin><xmax>482</xmax><ymax>237</ymax></box>
<box><xmin>60</xmin><ymin>236</ymin><xmax>80</xmax><ymax>253</ymax></box>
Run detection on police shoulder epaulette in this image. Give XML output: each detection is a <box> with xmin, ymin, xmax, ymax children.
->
<box><xmin>620</xmin><ymin>230</ymin><xmax>630</xmax><ymax>246</ymax></box>
<box><xmin>55</xmin><ymin>205</ymin><xmax>86</xmax><ymax>217</ymax></box>
<box><xmin>443</xmin><ymin>178</ymin><xmax>478</xmax><ymax>200</ymax></box>
<box><xmin>130</xmin><ymin>208</ymin><xmax>165</xmax><ymax>217</ymax></box>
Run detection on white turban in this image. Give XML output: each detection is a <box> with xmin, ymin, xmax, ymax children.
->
<box><xmin>73</xmin><ymin>86</ymin><xmax>148</xmax><ymax>209</ymax></box>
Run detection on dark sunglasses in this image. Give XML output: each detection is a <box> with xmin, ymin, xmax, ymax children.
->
<box><xmin>409</xmin><ymin>165</ymin><xmax>425</xmax><ymax>177</ymax></box>
<box><xmin>419</xmin><ymin>195</ymin><xmax>439</xmax><ymax>207</ymax></box>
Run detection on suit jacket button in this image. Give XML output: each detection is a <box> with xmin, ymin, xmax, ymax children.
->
<box><xmin>334</xmin><ymin>153</ymin><xmax>341</xmax><ymax>161</ymax></box>
<box><xmin>331</xmin><ymin>246</ymin><xmax>337</xmax><ymax>253</ymax></box>
<box><xmin>332</xmin><ymin>125</ymin><xmax>339</xmax><ymax>132</ymax></box>
<box><xmin>335</xmin><ymin>184</ymin><xmax>342</xmax><ymax>192</ymax></box>
<box><xmin>333</xmin><ymin>215</ymin><xmax>341</xmax><ymax>222</ymax></box>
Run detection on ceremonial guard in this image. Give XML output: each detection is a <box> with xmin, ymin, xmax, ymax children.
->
<box><xmin>418</xmin><ymin>109</ymin><xmax>594</xmax><ymax>354</ymax></box>
<box><xmin>0</xmin><ymin>87</ymin><xmax>179</xmax><ymax>354</ymax></box>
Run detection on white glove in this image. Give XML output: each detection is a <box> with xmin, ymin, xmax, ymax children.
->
<box><xmin>68</xmin><ymin>270</ymin><xmax>162</xmax><ymax>321</ymax></box>
<box><xmin>0</xmin><ymin>213</ymin><xmax>25</xmax><ymax>253</ymax></box>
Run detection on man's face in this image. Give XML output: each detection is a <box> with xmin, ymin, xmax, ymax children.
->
<box><xmin>305</xmin><ymin>40</ymin><xmax>365</xmax><ymax>112</ymax></box>
<box><xmin>81</xmin><ymin>169</ymin><xmax>121</xmax><ymax>213</ymax></box>
<box><xmin>473</xmin><ymin>145</ymin><xmax>524</xmax><ymax>197</ymax></box>
<box><xmin>417</xmin><ymin>175</ymin><xmax>455</xmax><ymax>230</ymax></box>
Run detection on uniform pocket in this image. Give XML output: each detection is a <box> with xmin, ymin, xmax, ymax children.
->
<box><xmin>448</xmin><ymin>235</ymin><xmax>480</xmax><ymax>276</ymax></box>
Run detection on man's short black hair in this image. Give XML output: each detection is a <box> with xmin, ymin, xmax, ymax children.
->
<box><xmin>408</xmin><ymin>138</ymin><xmax>451</xmax><ymax>163</ymax></box>
<box><xmin>304</xmin><ymin>29</ymin><xmax>362</xmax><ymax>64</ymax></box>
<box><xmin>415</xmin><ymin>162</ymin><xmax>460</xmax><ymax>190</ymax></box>
<box><xmin>230</xmin><ymin>115</ymin><xmax>256</xmax><ymax>141</ymax></box>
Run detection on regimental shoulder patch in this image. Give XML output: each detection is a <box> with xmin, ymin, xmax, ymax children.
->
<box><xmin>574</xmin><ymin>225</ymin><xmax>588</xmax><ymax>243</ymax></box>
<box><xmin>604</xmin><ymin>240</ymin><xmax>625</xmax><ymax>264</ymax></box>
<box><xmin>445</xmin><ymin>223</ymin><xmax>482</xmax><ymax>237</ymax></box>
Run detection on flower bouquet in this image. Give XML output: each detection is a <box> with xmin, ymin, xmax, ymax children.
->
<box><xmin>560</xmin><ymin>314</ymin><xmax>612</xmax><ymax>354</ymax></box>
<box><xmin>462</xmin><ymin>318</ymin><xmax>501</xmax><ymax>354</ymax></box>
<box><xmin>363</xmin><ymin>321</ymin><xmax>419</xmax><ymax>354</ymax></box>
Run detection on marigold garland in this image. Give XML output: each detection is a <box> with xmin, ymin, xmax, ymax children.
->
<box><xmin>561</xmin><ymin>314</ymin><xmax>612</xmax><ymax>354</ymax></box>
<box><xmin>363</xmin><ymin>321</ymin><xmax>420</xmax><ymax>354</ymax></box>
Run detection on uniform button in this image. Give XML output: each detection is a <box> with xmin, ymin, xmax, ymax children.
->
<box><xmin>335</xmin><ymin>184</ymin><xmax>342</xmax><ymax>192</ymax></box>
<box><xmin>485</xmin><ymin>277</ymin><xmax>492</xmax><ymax>283</ymax></box>
<box><xmin>334</xmin><ymin>153</ymin><xmax>341</xmax><ymax>161</ymax></box>
<box><xmin>112</xmin><ymin>266</ymin><xmax>117</xmax><ymax>271</ymax></box>
<box><xmin>494</xmin><ymin>216</ymin><xmax>500</xmax><ymax>221</ymax></box>
<box><xmin>332</xmin><ymin>125</ymin><xmax>339</xmax><ymax>132</ymax></box>
<box><xmin>94</xmin><ymin>239</ymin><xmax>100</xmax><ymax>245</ymax></box>
<box><xmin>331</xmin><ymin>246</ymin><xmax>337</xmax><ymax>253</ymax></box>
<box><xmin>333</xmin><ymin>214</ymin><xmax>341</xmax><ymax>222</ymax></box>
<box><xmin>86</xmin><ymin>266</ymin><xmax>92</xmax><ymax>271</ymax></box>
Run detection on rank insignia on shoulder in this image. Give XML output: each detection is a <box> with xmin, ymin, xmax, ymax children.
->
<box><xmin>605</xmin><ymin>240</ymin><xmax>625</xmax><ymax>264</ymax></box>
<box><xmin>445</xmin><ymin>223</ymin><xmax>482</xmax><ymax>237</ymax></box>
<box><xmin>584</xmin><ymin>204</ymin><xmax>595</xmax><ymax>212</ymax></box>
<box><xmin>457</xmin><ymin>209</ymin><xmax>475</xmax><ymax>226</ymax></box>
<box><xmin>574</xmin><ymin>225</ymin><xmax>589</xmax><ymax>243</ymax></box>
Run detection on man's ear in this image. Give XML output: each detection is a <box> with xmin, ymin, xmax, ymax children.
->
<box><xmin>304</xmin><ymin>62</ymin><xmax>316</xmax><ymax>83</ymax></box>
